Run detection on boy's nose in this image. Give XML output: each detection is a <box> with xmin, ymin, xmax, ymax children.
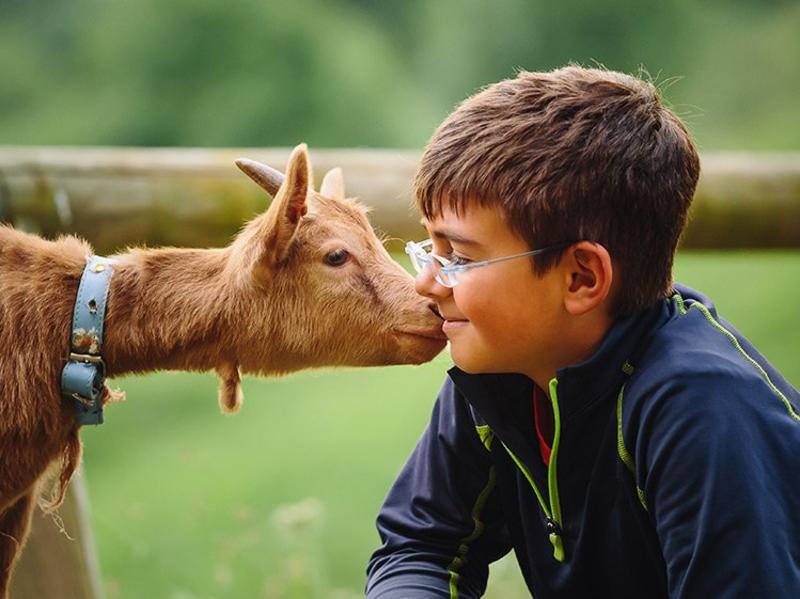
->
<box><xmin>414</xmin><ymin>266</ymin><xmax>452</xmax><ymax>299</ymax></box>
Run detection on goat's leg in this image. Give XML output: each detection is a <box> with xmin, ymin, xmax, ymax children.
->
<box><xmin>0</xmin><ymin>491</ymin><xmax>36</xmax><ymax>599</ymax></box>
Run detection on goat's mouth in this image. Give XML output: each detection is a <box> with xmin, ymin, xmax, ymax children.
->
<box><xmin>391</xmin><ymin>326</ymin><xmax>448</xmax><ymax>364</ymax></box>
<box><xmin>392</xmin><ymin>327</ymin><xmax>448</xmax><ymax>342</ymax></box>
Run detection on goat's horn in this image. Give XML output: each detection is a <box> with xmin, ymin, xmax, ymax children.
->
<box><xmin>235</xmin><ymin>158</ymin><xmax>285</xmax><ymax>197</ymax></box>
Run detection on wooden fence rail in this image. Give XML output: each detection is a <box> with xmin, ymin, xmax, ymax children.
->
<box><xmin>1</xmin><ymin>148</ymin><xmax>799</xmax><ymax>252</ymax></box>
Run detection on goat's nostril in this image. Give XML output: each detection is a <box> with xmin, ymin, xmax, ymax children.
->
<box><xmin>428</xmin><ymin>303</ymin><xmax>443</xmax><ymax>319</ymax></box>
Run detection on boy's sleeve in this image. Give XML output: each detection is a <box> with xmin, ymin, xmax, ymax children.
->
<box><xmin>366</xmin><ymin>377</ymin><xmax>512</xmax><ymax>598</ymax></box>
<box><xmin>631</xmin><ymin>374</ymin><xmax>800</xmax><ymax>598</ymax></box>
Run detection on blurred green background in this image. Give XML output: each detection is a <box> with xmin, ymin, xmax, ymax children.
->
<box><xmin>2</xmin><ymin>0</ymin><xmax>798</xmax><ymax>597</ymax></box>
<box><xmin>1</xmin><ymin>0</ymin><xmax>799</xmax><ymax>150</ymax></box>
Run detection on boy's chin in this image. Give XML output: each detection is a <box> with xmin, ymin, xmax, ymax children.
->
<box><xmin>450</xmin><ymin>347</ymin><xmax>507</xmax><ymax>375</ymax></box>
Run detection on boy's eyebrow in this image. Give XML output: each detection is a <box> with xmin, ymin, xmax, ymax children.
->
<box><xmin>421</xmin><ymin>223</ymin><xmax>482</xmax><ymax>247</ymax></box>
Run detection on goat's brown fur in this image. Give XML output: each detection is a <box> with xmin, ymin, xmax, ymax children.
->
<box><xmin>0</xmin><ymin>144</ymin><xmax>445</xmax><ymax>595</ymax></box>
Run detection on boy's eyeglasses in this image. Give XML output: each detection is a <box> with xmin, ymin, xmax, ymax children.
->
<box><xmin>405</xmin><ymin>239</ymin><xmax>572</xmax><ymax>288</ymax></box>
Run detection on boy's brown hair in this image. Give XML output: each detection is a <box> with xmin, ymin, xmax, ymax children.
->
<box><xmin>415</xmin><ymin>66</ymin><xmax>700</xmax><ymax>318</ymax></box>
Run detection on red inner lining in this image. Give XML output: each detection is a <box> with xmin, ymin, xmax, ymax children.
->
<box><xmin>533</xmin><ymin>386</ymin><xmax>554</xmax><ymax>466</ymax></box>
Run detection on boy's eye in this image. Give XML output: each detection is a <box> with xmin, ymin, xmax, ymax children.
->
<box><xmin>448</xmin><ymin>253</ymin><xmax>471</xmax><ymax>266</ymax></box>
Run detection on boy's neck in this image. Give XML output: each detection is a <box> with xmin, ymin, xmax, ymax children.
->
<box><xmin>527</xmin><ymin>313</ymin><xmax>614</xmax><ymax>398</ymax></box>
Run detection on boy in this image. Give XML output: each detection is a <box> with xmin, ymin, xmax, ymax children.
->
<box><xmin>366</xmin><ymin>67</ymin><xmax>800</xmax><ymax>598</ymax></box>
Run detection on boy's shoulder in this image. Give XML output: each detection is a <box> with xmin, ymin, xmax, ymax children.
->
<box><xmin>622</xmin><ymin>284</ymin><xmax>799</xmax><ymax>438</ymax></box>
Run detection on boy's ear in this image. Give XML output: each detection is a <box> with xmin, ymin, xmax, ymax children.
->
<box><xmin>562</xmin><ymin>242</ymin><xmax>614</xmax><ymax>317</ymax></box>
<box><xmin>320</xmin><ymin>167</ymin><xmax>345</xmax><ymax>200</ymax></box>
<box><xmin>235</xmin><ymin>144</ymin><xmax>311</xmax><ymax>280</ymax></box>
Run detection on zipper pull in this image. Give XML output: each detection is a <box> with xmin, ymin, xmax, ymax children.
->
<box><xmin>546</xmin><ymin>518</ymin><xmax>565</xmax><ymax>562</ymax></box>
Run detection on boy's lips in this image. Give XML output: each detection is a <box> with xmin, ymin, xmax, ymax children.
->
<box><xmin>442</xmin><ymin>318</ymin><xmax>469</xmax><ymax>333</ymax></box>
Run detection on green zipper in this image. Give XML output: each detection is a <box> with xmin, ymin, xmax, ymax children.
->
<box><xmin>500</xmin><ymin>377</ymin><xmax>565</xmax><ymax>562</ymax></box>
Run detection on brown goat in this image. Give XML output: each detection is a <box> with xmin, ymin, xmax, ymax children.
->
<box><xmin>0</xmin><ymin>144</ymin><xmax>445</xmax><ymax>596</ymax></box>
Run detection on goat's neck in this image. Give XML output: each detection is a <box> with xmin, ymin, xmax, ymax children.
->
<box><xmin>101</xmin><ymin>247</ymin><xmax>235</xmax><ymax>377</ymax></box>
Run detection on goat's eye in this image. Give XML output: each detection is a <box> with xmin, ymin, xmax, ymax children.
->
<box><xmin>324</xmin><ymin>249</ymin><xmax>349</xmax><ymax>267</ymax></box>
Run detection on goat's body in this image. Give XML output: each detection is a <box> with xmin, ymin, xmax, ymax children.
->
<box><xmin>0</xmin><ymin>226</ymin><xmax>86</xmax><ymax>500</ymax></box>
<box><xmin>0</xmin><ymin>227</ymin><xmax>237</xmax><ymax>589</ymax></box>
<box><xmin>0</xmin><ymin>226</ymin><xmax>88</xmax><ymax>595</ymax></box>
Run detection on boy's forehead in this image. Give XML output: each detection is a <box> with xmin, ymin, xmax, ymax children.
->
<box><xmin>420</xmin><ymin>218</ymin><xmax>480</xmax><ymax>247</ymax></box>
<box><xmin>420</xmin><ymin>205</ymin><xmax>515</xmax><ymax>246</ymax></box>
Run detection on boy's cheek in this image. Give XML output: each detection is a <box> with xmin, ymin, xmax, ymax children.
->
<box><xmin>453</xmin><ymin>285</ymin><xmax>503</xmax><ymax>320</ymax></box>
<box><xmin>460</xmin><ymin>301</ymin><xmax>522</xmax><ymax>340</ymax></box>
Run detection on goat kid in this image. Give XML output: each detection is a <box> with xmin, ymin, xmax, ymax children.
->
<box><xmin>0</xmin><ymin>144</ymin><xmax>445</xmax><ymax>596</ymax></box>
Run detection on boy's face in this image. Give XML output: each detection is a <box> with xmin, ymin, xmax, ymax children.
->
<box><xmin>417</xmin><ymin>205</ymin><xmax>566</xmax><ymax>376</ymax></box>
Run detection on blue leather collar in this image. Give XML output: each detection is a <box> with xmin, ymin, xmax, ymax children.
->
<box><xmin>61</xmin><ymin>255</ymin><xmax>116</xmax><ymax>425</ymax></box>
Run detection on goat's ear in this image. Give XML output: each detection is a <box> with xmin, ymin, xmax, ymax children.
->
<box><xmin>260</xmin><ymin>143</ymin><xmax>310</xmax><ymax>264</ymax></box>
<box><xmin>216</xmin><ymin>361</ymin><xmax>243</xmax><ymax>414</ymax></box>
<box><xmin>232</xmin><ymin>144</ymin><xmax>312</xmax><ymax>282</ymax></box>
<box><xmin>320</xmin><ymin>167</ymin><xmax>345</xmax><ymax>200</ymax></box>
<box><xmin>270</xmin><ymin>143</ymin><xmax>311</xmax><ymax>225</ymax></box>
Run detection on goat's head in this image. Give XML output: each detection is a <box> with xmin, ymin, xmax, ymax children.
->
<box><xmin>217</xmin><ymin>144</ymin><xmax>445</xmax><ymax>412</ymax></box>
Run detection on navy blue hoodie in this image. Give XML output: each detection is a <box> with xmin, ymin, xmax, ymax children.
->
<box><xmin>367</xmin><ymin>285</ymin><xmax>800</xmax><ymax>598</ymax></box>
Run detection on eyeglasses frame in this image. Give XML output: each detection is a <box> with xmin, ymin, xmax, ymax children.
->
<box><xmin>405</xmin><ymin>238</ymin><xmax>573</xmax><ymax>288</ymax></box>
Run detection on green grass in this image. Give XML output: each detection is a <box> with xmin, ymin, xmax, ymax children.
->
<box><xmin>81</xmin><ymin>251</ymin><xmax>799</xmax><ymax>598</ymax></box>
